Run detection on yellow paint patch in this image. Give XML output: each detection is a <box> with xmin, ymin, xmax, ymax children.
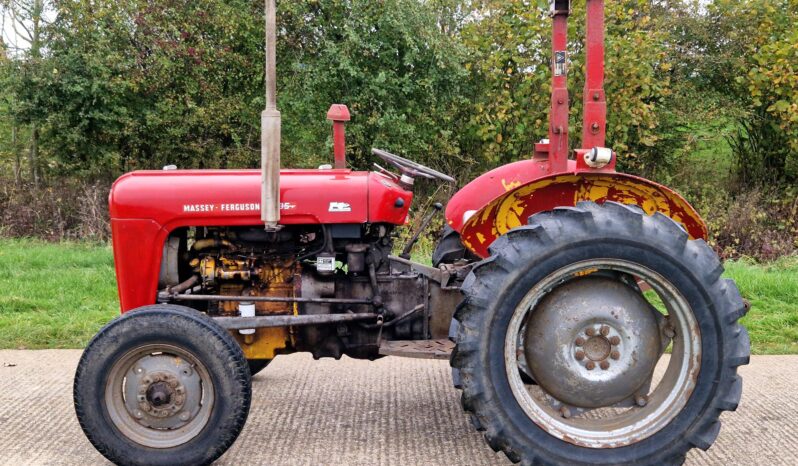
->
<box><xmin>234</xmin><ymin>327</ymin><xmax>289</xmax><ymax>360</ymax></box>
<box><xmin>501</xmin><ymin>178</ymin><xmax>522</xmax><ymax>192</ymax></box>
<box><xmin>460</xmin><ymin>172</ymin><xmax>707</xmax><ymax>257</ymax></box>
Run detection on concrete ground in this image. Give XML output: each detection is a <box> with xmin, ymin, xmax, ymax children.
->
<box><xmin>0</xmin><ymin>350</ymin><xmax>795</xmax><ymax>466</ymax></box>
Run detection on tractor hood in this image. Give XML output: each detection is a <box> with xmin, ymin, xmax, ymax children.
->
<box><xmin>109</xmin><ymin>169</ymin><xmax>412</xmax><ymax>229</ymax></box>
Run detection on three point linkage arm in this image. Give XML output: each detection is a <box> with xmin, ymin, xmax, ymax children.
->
<box><xmin>546</xmin><ymin>0</ymin><xmax>608</xmax><ymax>171</ymax></box>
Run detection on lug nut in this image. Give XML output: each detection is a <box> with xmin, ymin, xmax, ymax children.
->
<box><xmin>664</xmin><ymin>327</ymin><xmax>676</xmax><ymax>338</ymax></box>
<box><xmin>585</xmin><ymin>327</ymin><xmax>596</xmax><ymax>337</ymax></box>
<box><xmin>635</xmin><ymin>395</ymin><xmax>648</xmax><ymax>407</ymax></box>
<box><xmin>600</xmin><ymin>325</ymin><xmax>610</xmax><ymax>336</ymax></box>
<box><xmin>560</xmin><ymin>406</ymin><xmax>571</xmax><ymax>419</ymax></box>
<box><xmin>585</xmin><ymin>361</ymin><xmax>596</xmax><ymax>370</ymax></box>
<box><xmin>610</xmin><ymin>350</ymin><xmax>620</xmax><ymax>360</ymax></box>
<box><xmin>575</xmin><ymin>350</ymin><xmax>585</xmax><ymax>361</ymax></box>
<box><xmin>600</xmin><ymin>361</ymin><xmax>610</xmax><ymax>370</ymax></box>
<box><xmin>575</xmin><ymin>337</ymin><xmax>585</xmax><ymax>346</ymax></box>
<box><xmin>134</xmin><ymin>410</ymin><xmax>144</xmax><ymax>419</ymax></box>
<box><xmin>179</xmin><ymin>412</ymin><xmax>191</xmax><ymax>422</ymax></box>
<box><xmin>609</xmin><ymin>336</ymin><xmax>621</xmax><ymax>345</ymax></box>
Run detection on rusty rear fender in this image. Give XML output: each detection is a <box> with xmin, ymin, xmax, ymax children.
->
<box><xmin>457</xmin><ymin>172</ymin><xmax>707</xmax><ymax>258</ymax></box>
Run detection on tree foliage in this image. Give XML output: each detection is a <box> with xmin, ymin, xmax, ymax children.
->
<box><xmin>0</xmin><ymin>0</ymin><xmax>796</xmax><ymax>185</ymax></box>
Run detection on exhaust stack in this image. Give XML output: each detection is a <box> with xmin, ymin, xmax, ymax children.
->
<box><xmin>261</xmin><ymin>0</ymin><xmax>281</xmax><ymax>230</ymax></box>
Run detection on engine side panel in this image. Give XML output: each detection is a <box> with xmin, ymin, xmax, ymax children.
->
<box><xmin>460</xmin><ymin>172</ymin><xmax>708</xmax><ymax>258</ymax></box>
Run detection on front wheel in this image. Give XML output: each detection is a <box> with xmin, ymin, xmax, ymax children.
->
<box><xmin>451</xmin><ymin>201</ymin><xmax>749</xmax><ymax>465</ymax></box>
<box><xmin>74</xmin><ymin>304</ymin><xmax>252</xmax><ymax>466</ymax></box>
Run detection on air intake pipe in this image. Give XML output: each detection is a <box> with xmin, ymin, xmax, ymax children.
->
<box><xmin>261</xmin><ymin>0</ymin><xmax>281</xmax><ymax>230</ymax></box>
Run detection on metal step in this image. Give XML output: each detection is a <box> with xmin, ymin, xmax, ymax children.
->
<box><xmin>378</xmin><ymin>339</ymin><xmax>454</xmax><ymax>360</ymax></box>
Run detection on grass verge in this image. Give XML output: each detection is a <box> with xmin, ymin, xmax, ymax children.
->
<box><xmin>0</xmin><ymin>239</ymin><xmax>118</xmax><ymax>349</ymax></box>
<box><xmin>0</xmin><ymin>239</ymin><xmax>795</xmax><ymax>353</ymax></box>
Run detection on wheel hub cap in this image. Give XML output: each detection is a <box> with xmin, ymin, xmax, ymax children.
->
<box><xmin>146</xmin><ymin>382</ymin><xmax>173</xmax><ymax>406</ymax></box>
<box><xmin>523</xmin><ymin>276</ymin><xmax>662</xmax><ymax>408</ymax></box>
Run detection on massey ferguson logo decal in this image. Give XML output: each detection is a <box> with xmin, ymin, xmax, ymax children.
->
<box><xmin>329</xmin><ymin>202</ymin><xmax>352</xmax><ymax>212</ymax></box>
<box><xmin>182</xmin><ymin>202</ymin><xmax>296</xmax><ymax>213</ymax></box>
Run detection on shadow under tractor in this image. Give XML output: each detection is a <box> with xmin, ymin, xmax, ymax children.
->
<box><xmin>74</xmin><ymin>1</ymin><xmax>750</xmax><ymax>465</ymax></box>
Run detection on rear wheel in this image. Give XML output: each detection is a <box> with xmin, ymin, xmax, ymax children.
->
<box><xmin>432</xmin><ymin>225</ymin><xmax>479</xmax><ymax>266</ymax></box>
<box><xmin>74</xmin><ymin>304</ymin><xmax>251</xmax><ymax>466</ymax></box>
<box><xmin>451</xmin><ymin>201</ymin><xmax>749</xmax><ymax>465</ymax></box>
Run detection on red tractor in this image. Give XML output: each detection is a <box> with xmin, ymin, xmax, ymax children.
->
<box><xmin>74</xmin><ymin>1</ymin><xmax>750</xmax><ymax>465</ymax></box>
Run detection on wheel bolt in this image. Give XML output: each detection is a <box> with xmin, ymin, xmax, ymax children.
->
<box><xmin>134</xmin><ymin>410</ymin><xmax>144</xmax><ymax>419</ymax></box>
<box><xmin>664</xmin><ymin>327</ymin><xmax>676</xmax><ymax>338</ymax></box>
<box><xmin>609</xmin><ymin>336</ymin><xmax>621</xmax><ymax>345</ymax></box>
<box><xmin>575</xmin><ymin>350</ymin><xmax>585</xmax><ymax>361</ymax></box>
<box><xmin>600</xmin><ymin>361</ymin><xmax>610</xmax><ymax>370</ymax></box>
<box><xmin>635</xmin><ymin>395</ymin><xmax>648</xmax><ymax>407</ymax></box>
<box><xmin>610</xmin><ymin>350</ymin><xmax>620</xmax><ymax>360</ymax></box>
<box><xmin>179</xmin><ymin>412</ymin><xmax>191</xmax><ymax>422</ymax></box>
<box><xmin>575</xmin><ymin>337</ymin><xmax>585</xmax><ymax>346</ymax></box>
<box><xmin>585</xmin><ymin>361</ymin><xmax>596</xmax><ymax>370</ymax></box>
<box><xmin>585</xmin><ymin>327</ymin><xmax>596</xmax><ymax>337</ymax></box>
<box><xmin>560</xmin><ymin>406</ymin><xmax>571</xmax><ymax>419</ymax></box>
<box><xmin>600</xmin><ymin>325</ymin><xmax>610</xmax><ymax>336</ymax></box>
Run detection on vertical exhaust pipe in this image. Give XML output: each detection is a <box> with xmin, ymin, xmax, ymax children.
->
<box><xmin>261</xmin><ymin>0</ymin><xmax>281</xmax><ymax>230</ymax></box>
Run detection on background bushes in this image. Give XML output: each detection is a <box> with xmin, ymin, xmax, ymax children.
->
<box><xmin>0</xmin><ymin>0</ymin><xmax>796</xmax><ymax>260</ymax></box>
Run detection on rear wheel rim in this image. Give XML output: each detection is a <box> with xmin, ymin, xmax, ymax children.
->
<box><xmin>104</xmin><ymin>344</ymin><xmax>215</xmax><ymax>448</ymax></box>
<box><xmin>504</xmin><ymin>259</ymin><xmax>701</xmax><ymax>448</ymax></box>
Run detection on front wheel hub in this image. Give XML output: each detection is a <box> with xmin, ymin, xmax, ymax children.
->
<box><xmin>524</xmin><ymin>276</ymin><xmax>661</xmax><ymax>408</ymax></box>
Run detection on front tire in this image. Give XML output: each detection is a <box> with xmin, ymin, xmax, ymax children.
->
<box><xmin>451</xmin><ymin>201</ymin><xmax>749</xmax><ymax>465</ymax></box>
<box><xmin>74</xmin><ymin>304</ymin><xmax>252</xmax><ymax>466</ymax></box>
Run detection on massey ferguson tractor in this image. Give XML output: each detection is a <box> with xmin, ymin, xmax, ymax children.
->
<box><xmin>74</xmin><ymin>1</ymin><xmax>750</xmax><ymax>465</ymax></box>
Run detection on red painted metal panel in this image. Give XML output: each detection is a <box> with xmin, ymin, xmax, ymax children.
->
<box><xmin>110</xmin><ymin>169</ymin><xmax>371</xmax><ymax>225</ymax></box>
<box><xmin>444</xmin><ymin>159</ymin><xmax>577</xmax><ymax>232</ymax></box>
<box><xmin>111</xmin><ymin>218</ymin><xmax>165</xmax><ymax>312</ymax></box>
<box><xmin>368</xmin><ymin>172</ymin><xmax>414</xmax><ymax>225</ymax></box>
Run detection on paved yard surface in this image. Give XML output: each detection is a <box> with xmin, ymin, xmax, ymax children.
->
<box><xmin>0</xmin><ymin>350</ymin><xmax>795</xmax><ymax>466</ymax></box>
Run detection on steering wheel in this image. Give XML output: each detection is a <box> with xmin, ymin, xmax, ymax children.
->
<box><xmin>372</xmin><ymin>148</ymin><xmax>456</xmax><ymax>183</ymax></box>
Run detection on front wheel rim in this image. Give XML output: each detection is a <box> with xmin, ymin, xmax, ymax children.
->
<box><xmin>104</xmin><ymin>344</ymin><xmax>215</xmax><ymax>448</ymax></box>
<box><xmin>504</xmin><ymin>259</ymin><xmax>701</xmax><ymax>448</ymax></box>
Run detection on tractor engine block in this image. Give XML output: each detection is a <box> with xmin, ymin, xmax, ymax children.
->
<box><xmin>157</xmin><ymin>224</ymin><xmax>454</xmax><ymax>360</ymax></box>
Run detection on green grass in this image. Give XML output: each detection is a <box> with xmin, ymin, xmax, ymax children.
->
<box><xmin>0</xmin><ymin>239</ymin><xmax>795</xmax><ymax>354</ymax></box>
<box><xmin>726</xmin><ymin>256</ymin><xmax>798</xmax><ymax>354</ymax></box>
<box><xmin>0</xmin><ymin>239</ymin><xmax>119</xmax><ymax>349</ymax></box>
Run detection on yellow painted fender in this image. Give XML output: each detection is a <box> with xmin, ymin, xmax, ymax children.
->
<box><xmin>460</xmin><ymin>172</ymin><xmax>707</xmax><ymax>257</ymax></box>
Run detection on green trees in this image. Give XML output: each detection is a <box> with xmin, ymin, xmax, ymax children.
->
<box><xmin>0</xmin><ymin>0</ymin><xmax>796</xmax><ymax>254</ymax></box>
<box><xmin>276</xmin><ymin>0</ymin><xmax>471</xmax><ymax>171</ymax></box>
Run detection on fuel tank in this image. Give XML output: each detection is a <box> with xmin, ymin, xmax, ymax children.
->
<box><xmin>109</xmin><ymin>168</ymin><xmax>413</xmax><ymax>227</ymax></box>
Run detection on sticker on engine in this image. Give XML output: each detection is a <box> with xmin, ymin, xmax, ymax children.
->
<box><xmin>554</xmin><ymin>51</ymin><xmax>567</xmax><ymax>76</ymax></box>
<box><xmin>329</xmin><ymin>202</ymin><xmax>352</xmax><ymax>212</ymax></box>
<box><xmin>316</xmin><ymin>256</ymin><xmax>335</xmax><ymax>272</ymax></box>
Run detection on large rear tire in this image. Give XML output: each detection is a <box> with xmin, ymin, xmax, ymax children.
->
<box><xmin>74</xmin><ymin>304</ymin><xmax>252</xmax><ymax>466</ymax></box>
<box><xmin>432</xmin><ymin>225</ymin><xmax>479</xmax><ymax>266</ymax></box>
<box><xmin>451</xmin><ymin>201</ymin><xmax>749</xmax><ymax>465</ymax></box>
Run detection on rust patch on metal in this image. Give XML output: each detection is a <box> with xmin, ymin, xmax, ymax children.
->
<box><xmin>460</xmin><ymin>172</ymin><xmax>707</xmax><ymax>257</ymax></box>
